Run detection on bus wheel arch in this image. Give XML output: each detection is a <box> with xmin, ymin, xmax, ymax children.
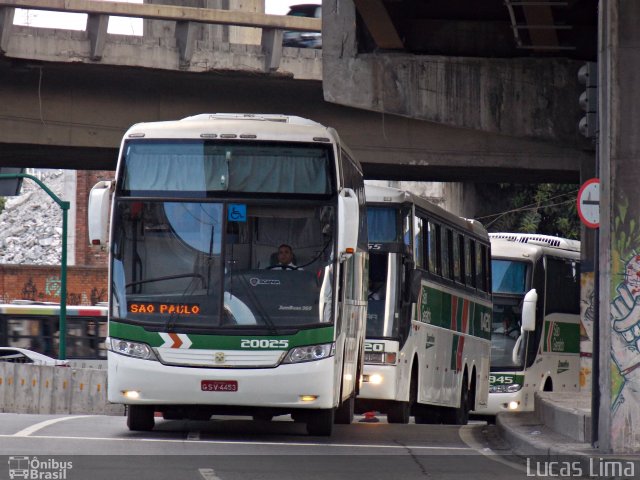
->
<box><xmin>469</xmin><ymin>366</ymin><xmax>477</xmax><ymax>411</ymax></box>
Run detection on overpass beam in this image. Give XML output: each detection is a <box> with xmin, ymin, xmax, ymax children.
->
<box><xmin>323</xmin><ymin>0</ymin><xmax>591</xmax><ymax>148</ymax></box>
<box><xmin>87</xmin><ymin>13</ymin><xmax>108</xmax><ymax>60</ymax></box>
<box><xmin>175</xmin><ymin>20</ymin><xmax>196</xmax><ymax>63</ymax></box>
<box><xmin>261</xmin><ymin>28</ymin><xmax>283</xmax><ymax>72</ymax></box>
<box><xmin>0</xmin><ymin>6</ymin><xmax>14</xmax><ymax>53</ymax></box>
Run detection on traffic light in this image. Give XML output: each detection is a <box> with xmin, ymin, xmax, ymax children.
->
<box><xmin>578</xmin><ymin>62</ymin><xmax>598</xmax><ymax>139</ymax></box>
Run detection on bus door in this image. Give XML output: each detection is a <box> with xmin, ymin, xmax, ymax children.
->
<box><xmin>367</xmin><ymin>251</ymin><xmax>401</xmax><ymax>340</ymax></box>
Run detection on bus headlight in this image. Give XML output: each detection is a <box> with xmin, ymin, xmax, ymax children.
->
<box><xmin>489</xmin><ymin>383</ymin><xmax>522</xmax><ymax>394</ymax></box>
<box><xmin>283</xmin><ymin>343</ymin><xmax>335</xmax><ymax>364</ymax></box>
<box><xmin>107</xmin><ymin>337</ymin><xmax>157</xmax><ymax>361</ymax></box>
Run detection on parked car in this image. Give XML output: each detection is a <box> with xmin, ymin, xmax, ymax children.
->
<box><xmin>0</xmin><ymin>347</ymin><xmax>69</xmax><ymax>366</ymax></box>
<box><xmin>283</xmin><ymin>4</ymin><xmax>322</xmax><ymax>49</ymax></box>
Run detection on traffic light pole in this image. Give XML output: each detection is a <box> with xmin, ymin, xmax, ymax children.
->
<box><xmin>0</xmin><ymin>173</ymin><xmax>70</xmax><ymax>360</ymax></box>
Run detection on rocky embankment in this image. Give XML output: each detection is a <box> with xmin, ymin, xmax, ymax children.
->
<box><xmin>0</xmin><ymin>170</ymin><xmax>67</xmax><ymax>265</ymax></box>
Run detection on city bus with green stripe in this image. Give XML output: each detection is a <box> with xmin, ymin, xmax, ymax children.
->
<box><xmin>87</xmin><ymin>114</ymin><xmax>368</xmax><ymax>435</ymax></box>
<box><xmin>357</xmin><ymin>185</ymin><xmax>492</xmax><ymax>424</ymax></box>
<box><xmin>477</xmin><ymin>233</ymin><xmax>580</xmax><ymax>417</ymax></box>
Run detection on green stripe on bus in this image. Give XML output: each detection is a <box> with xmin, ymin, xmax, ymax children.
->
<box><xmin>417</xmin><ymin>284</ymin><xmax>491</xmax><ymax>340</ymax></box>
<box><xmin>543</xmin><ymin>321</ymin><xmax>580</xmax><ymax>353</ymax></box>
<box><xmin>109</xmin><ymin>322</ymin><xmax>334</xmax><ymax>349</ymax></box>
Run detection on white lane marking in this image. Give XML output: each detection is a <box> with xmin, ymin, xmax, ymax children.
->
<box><xmin>13</xmin><ymin>416</ymin><xmax>95</xmax><ymax>437</ymax></box>
<box><xmin>458</xmin><ymin>425</ymin><xmax>527</xmax><ymax>472</ymax></box>
<box><xmin>199</xmin><ymin>468</ymin><xmax>222</xmax><ymax>480</ymax></box>
<box><xmin>0</xmin><ymin>433</ymin><xmax>472</xmax><ymax>450</ymax></box>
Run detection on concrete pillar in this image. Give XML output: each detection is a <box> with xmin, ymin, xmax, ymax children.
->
<box><xmin>598</xmin><ymin>0</ymin><xmax>640</xmax><ymax>453</ymax></box>
<box><xmin>144</xmin><ymin>0</ymin><xmax>264</xmax><ymax>45</ymax></box>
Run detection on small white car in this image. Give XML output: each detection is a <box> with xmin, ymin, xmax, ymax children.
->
<box><xmin>0</xmin><ymin>347</ymin><xmax>69</xmax><ymax>366</ymax></box>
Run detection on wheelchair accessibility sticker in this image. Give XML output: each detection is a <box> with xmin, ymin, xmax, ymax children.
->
<box><xmin>228</xmin><ymin>204</ymin><xmax>247</xmax><ymax>222</ymax></box>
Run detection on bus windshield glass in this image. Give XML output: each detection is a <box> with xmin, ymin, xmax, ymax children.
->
<box><xmin>110</xmin><ymin>200</ymin><xmax>335</xmax><ymax>330</ymax></box>
<box><xmin>492</xmin><ymin>259</ymin><xmax>528</xmax><ymax>294</ymax></box>
<box><xmin>119</xmin><ymin>141</ymin><xmax>333</xmax><ymax>196</ymax></box>
<box><xmin>367</xmin><ymin>207</ymin><xmax>399</xmax><ymax>243</ymax></box>
<box><xmin>490</xmin><ymin>297</ymin><xmax>524</xmax><ymax>369</ymax></box>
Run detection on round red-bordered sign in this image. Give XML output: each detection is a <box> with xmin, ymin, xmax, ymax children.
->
<box><xmin>577</xmin><ymin>178</ymin><xmax>600</xmax><ymax>228</ymax></box>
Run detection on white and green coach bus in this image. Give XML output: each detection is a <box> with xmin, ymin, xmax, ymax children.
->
<box><xmin>87</xmin><ymin>114</ymin><xmax>368</xmax><ymax>435</ymax></box>
<box><xmin>478</xmin><ymin>233</ymin><xmax>581</xmax><ymax>417</ymax></box>
<box><xmin>356</xmin><ymin>185</ymin><xmax>492</xmax><ymax>424</ymax></box>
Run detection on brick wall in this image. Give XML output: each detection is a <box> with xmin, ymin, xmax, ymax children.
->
<box><xmin>75</xmin><ymin>170</ymin><xmax>115</xmax><ymax>267</ymax></box>
<box><xmin>0</xmin><ymin>264</ymin><xmax>107</xmax><ymax>305</ymax></box>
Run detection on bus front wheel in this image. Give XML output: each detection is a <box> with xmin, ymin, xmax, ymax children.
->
<box><xmin>334</xmin><ymin>395</ymin><xmax>355</xmax><ymax>424</ymax></box>
<box><xmin>127</xmin><ymin>405</ymin><xmax>155</xmax><ymax>431</ymax></box>
<box><xmin>387</xmin><ymin>401</ymin><xmax>410</xmax><ymax>424</ymax></box>
<box><xmin>306</xmin><ymin>409</ymin><xmax>334</xmax><ymax>436</ymax></box>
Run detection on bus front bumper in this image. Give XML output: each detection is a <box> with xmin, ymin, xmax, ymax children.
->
<box><xmin>107</xmin><ymin>351</ymin><xmax>337</xmax><ymax>409</ymax></box>
<box><xmin>358</xmin><ymin>364</ymin><xmax>399</xmax><ymax>401</ymax></box>
<box><xmin>474</xmin><ymin>389</ymin><xmax>532</xmax><ymax>416</ymax></box>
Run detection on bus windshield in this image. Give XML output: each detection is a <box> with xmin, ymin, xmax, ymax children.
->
<box><xmin>367</xmin><ymin>207</ymin><xmax>399</xmax><ymax>243</ymax></box>
<box><xmin>492</xmin><ymin>259</ymin><xmax>528</xmax><ymax>294</ymax></box>
<box><xmin>119</xmin><ymin>141</ymin><xmax>333</xmax><ymax>196</ymax></box>
<box><xmin>110</xmin><ymin>200</ymin><xmax>335</xmax><ymax>330</ymax></box>
<box><xmin>490</xmin><ymin>297</ymin><xmax>524</xmax><ymax>369</ymax></box>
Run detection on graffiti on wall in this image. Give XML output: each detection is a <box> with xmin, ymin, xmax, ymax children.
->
<box><xmin>580</xmin><ymin>271</ymin><xmax>595</xmax><ymax>390</ymax></box>
<box><xmin>8</xmin><ymin>274</ymin><xmax>106</xmax><ymax>306</ymax></box>
<box><xmin>609</xmin><ymin>196</ymin><xmax>640</xmax><ymax>451</ymax></box>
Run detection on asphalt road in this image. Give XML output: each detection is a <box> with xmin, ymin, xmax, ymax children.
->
<box><xmin>0</xmin><ymin>414</ymin><xmax>536</xmax><ymax>480</ymax></box>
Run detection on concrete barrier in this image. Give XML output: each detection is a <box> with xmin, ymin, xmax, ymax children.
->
<box><xmin>0</xmin><ymin>363</ymin><xmax>124</xmax><ymax>416</ymax></box>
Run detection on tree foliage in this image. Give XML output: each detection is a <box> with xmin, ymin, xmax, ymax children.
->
<box><xmin>475</xmin><ymin>183</ymin><xmax>580</xmax><ymax>240</ymax></box>
<box><xmin>0</xmin><ymin>197</ymin><xmax>4</xmax><ymax>215</ymax></box>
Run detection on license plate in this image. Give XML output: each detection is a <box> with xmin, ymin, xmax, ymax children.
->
<box><xmin>201</xmin><ymin>380</ymin><xmax>238</xmax><ymax>392</ymax></box>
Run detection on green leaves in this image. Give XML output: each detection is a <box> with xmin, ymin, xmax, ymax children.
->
<box><xmin>476</xmin><ymin>183</ymin><xmax>580</xmax><ymax>239</ymax></box>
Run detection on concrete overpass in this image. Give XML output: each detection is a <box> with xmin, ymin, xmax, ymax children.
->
<box><xmin>0</xmin><ymin>0</ymin><xmax>590</xmax><ymax>182</ymax></box>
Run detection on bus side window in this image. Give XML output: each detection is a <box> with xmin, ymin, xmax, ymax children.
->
<box><xmin>453</xmin><ymin>232</ymin><xmax>464</xmax><ymax>284</ymax></box>
<box><xmin>414</xmin><ymin>216</ymin><xmax>424</xmax><ymax>269</ymax></box>
<box><xmin>441</xmin><ymin>228</ymin><xmax>453</xmax><ymax>280</ymax></box>
<box><xmin>433</xmin><ymin>223</ymin><xmax>442</xmax><ymax>276</ymax></box>
<box><xmin>476</xmin><ymin>244</ymin><xmax>488</xmax><ymax>292</ymax></box>
<box><xmin>466</xmin><ymin>238</ymin><xmax>476</xmax><ymax>288</ymax></box>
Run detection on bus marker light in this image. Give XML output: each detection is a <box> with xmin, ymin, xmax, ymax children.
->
<box><xmin>123</xmin><ymin>390</ymin><xmax>140</xmax><ymax>399</ymax></box>
<box><xmin>300</xmin><ymin>395</ymin><xmax>318</xmax><ymax>402</ymax></box>
<box><xmin>508</xmin><ymin>401</ymin><xmax>519</xmax><ymax>410</ymax></box>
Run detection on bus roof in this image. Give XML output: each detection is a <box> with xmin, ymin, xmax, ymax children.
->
<box><xmin>123</xmin><ymin>113</ymin><xmax>341</xmax><ymax>145</ymax></box>
<box><xmin>489</xmin><ymin>233</ymin><xmax>580</xmax><ymax>253</ymax></box>
<box><xmin>365</xmin><ymin>184</ymin><xmax>490</xmax><ymax>240</ymax></box>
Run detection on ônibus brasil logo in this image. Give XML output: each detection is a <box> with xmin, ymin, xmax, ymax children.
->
<box><xmin>8</xmin><ymin>456</ymin><xmax>73</xmax><ymax>479</ymax></box>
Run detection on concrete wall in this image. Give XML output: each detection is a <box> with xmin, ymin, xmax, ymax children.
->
<box><xmin>0</xmin><ymin>363</ymin><xmax>123</xmax><ymax>415</ymax></box>
<box><xmin>599</xmin><ymin>0</ymin><xmax>640</xmax><ymax>454</ymax></box>
<box><xmin>322</xmin><ymin>0</ymin><xmax>593</xmax><ymax>149</ymax></box>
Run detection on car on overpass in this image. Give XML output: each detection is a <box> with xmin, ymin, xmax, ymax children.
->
<box><xmin>283</xmin><ymin>4</ymin><xmax>321</xmax><ymax>49</ymax></box>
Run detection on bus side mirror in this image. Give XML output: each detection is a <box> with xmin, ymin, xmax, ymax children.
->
<box><xmin>521</xmin><ymin>288</ymin><xmax>537</xmax><ymax>332</ymax></box>
<box><xmin>88</xmin><ymin>181</ymin><xmax>113</xmax><ymax>246</ymax></box>
<box><xmin>407</xmin><ymin>269</ymin><xmax>422</xmax><ymax>303</ymax></box>
<box><xmin>337</xmin><ymin>188</ymin><xmax>359</xmax><ymax>261</ymax></box>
